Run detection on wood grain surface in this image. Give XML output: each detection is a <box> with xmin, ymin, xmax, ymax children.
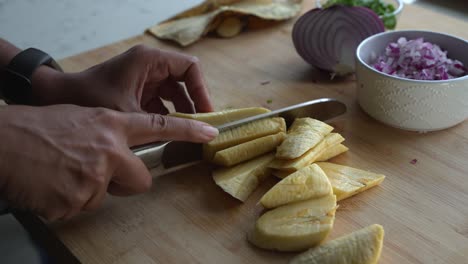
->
<box><xmin>51</xmin><ymin>2</ymin><xmax>468</xmax><ymax>263</ymax></box>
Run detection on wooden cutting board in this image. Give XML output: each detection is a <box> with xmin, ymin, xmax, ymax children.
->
<box><xmin>51</xmin><ymin>2</ymin><xmax>468</xmax><ymax>263</ymax></box>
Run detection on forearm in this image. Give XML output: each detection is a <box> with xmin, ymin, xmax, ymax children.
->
<box><xmin>0</xmin><ymin>38</ymin><xmax>65</xmax><ymax>105</ymax></box>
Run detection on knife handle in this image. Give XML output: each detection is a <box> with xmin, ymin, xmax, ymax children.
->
<box><xmin>132</xmin><ymin>142</ymin><xmax>170</xmax><ymax>169</ymax></box>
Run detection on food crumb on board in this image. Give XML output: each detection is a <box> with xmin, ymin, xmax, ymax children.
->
<box><xmin>410</xmin><ymin>159</ymin><xmax>418</xmax><ymax>165</ymax></box>
<box><xmin>260</xmin><ymin>80</ymin><xmax>271</xmax><ymax>85</ymax></box>
<box><xmin>266</xmin><ymin>99</ymin><xmax>273</xmax><ymax>104</ymax></box>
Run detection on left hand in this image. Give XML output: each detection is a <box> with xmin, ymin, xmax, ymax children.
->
<box><xmin>34</xmin><ymin>45</ymin><xmax>213</xmax><ymax>114</ymax></box>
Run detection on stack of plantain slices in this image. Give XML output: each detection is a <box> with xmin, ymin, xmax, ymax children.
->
<box><xmin>172</xmin><ymin>108</ymin><xmax>386</xmax><ymax>263</ymax></box>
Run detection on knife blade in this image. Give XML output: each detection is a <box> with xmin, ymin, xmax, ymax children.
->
<box><xmin>132</xmin><ymin>98</ymin><xmax>346</xmax><ymax>172</ymax></box>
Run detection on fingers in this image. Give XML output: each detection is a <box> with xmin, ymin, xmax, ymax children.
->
<box><xmin>123</xmin><ymin>112</ymin><xmax>219</xmax><ymax>147</ymax></box>
<box><xmin>108</xmin><ymin>148</ymin><xmax>153</xmax><ymax>196</ymax></box>
<box><xmin>154</xmin><ymin>50</ymin><xmax>213</xmax><ymax>113</ymax></box>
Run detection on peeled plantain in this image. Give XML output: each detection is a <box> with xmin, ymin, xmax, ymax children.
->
<box><xmin>290</xmin><ymin>224</ymin><xmax>385</xmax><ymax>264</ymax></box>
<box><xmin>212</xmin><ymin>153</ymin><xmax>275</xmax><ymax>202</ymax></box>
<box><xmin>269</xmin><ymin>133</ymin><xmax>345</xmax><ymax>171</ymax></box>
<box><xmin>204</xmin><ymin>117</ymin><xmax>286</xmax><ymax>160</ymax></box>
<box><xmin>216</xmin><ymin>16</ymin><xmax>244</xmax><ymax>38</ymax></box>
<box><xmin>316</xmin><ymin>143</ymin><xmax>349</xmax><ymax>162</ymax></box>
<box><xmin>248</xmin><ymin>194</ymin><xmax>337</xmax><ymax>252</ymax></box>
<box><xmin>259</xmin><ymin>164</ymin><xmax>332</xmax><ymax>209</ymax></box>
<box><xmin>170</xmin><ymin>107</ymin><xmax>270</xmax><ymax>126</ymax></box>
<box><xmin>276</xmin><ymin>118</ymin><xmax>334</xmax><ymax>160</ymax></box>
<box><xmin>316</xmin><ymin>162</ymin><xmax>385</xmax><ymax>201</ymax></box>
<box><xmin>213</xmin><ymin>132</ymin><xmax>285</xmax><ymax>166</ymax></box>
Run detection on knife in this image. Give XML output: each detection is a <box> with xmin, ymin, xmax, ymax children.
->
<box><xmin>132</xmin><ymin>98</ymin><xmax>346</xmax><ymax>173</ymax></box>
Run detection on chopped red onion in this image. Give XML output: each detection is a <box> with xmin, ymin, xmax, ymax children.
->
<box><xmin>373</xmin><ymin>37</ymin><xmax>467</xmax><ymax>80</ymax></box>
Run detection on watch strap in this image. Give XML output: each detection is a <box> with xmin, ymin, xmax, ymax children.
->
<box><xmin>1</xmin><ymin>48</ymin><xmax>62</xmax><ymax>105</ymax></box>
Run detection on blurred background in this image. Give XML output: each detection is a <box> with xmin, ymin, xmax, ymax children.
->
<box><xmin>0</xmin><ymin>0</ymin><xmax>466</xmax><ymax>59</ymax></box>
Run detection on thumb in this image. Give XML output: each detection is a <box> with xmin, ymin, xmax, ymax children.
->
<box><xmin>123</xmin><ymin>112</ymin><xmax>218</xmax><ymax>147</ymax></box>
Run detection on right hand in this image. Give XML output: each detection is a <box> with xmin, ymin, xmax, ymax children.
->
<box><xmin>0</xmin><ymin>104</ymin><xmax>218</xmax><ymax>221</ymax></box>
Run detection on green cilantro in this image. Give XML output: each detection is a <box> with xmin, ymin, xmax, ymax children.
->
<box><xmin>266</xmin><ymin>99</ymin><xmax>273</xmax><ymax>104</ymax></box>
<box><xmin>323</xmin><ymin>0</ymin><xmax>397</xmax><ymax>29</ymax></box>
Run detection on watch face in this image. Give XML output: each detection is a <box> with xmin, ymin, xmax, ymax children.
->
<box><xmin>1</xmin><ymin>68</ymin><xmax>32</xmax><ymax>104</ymax></box>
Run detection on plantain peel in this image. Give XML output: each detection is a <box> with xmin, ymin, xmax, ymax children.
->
<box><xmin>147</xmin><ymin>0</ymin><xmax>303</xmax><ymax>46</ymax></box>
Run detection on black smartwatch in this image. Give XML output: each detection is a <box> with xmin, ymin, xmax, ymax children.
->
<box><xmin>0</xmin><ymin>48</ymin><xmax>63</xmax><ymax>105</ymax></box>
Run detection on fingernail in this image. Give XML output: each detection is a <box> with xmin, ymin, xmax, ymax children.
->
<box><xmin>202</xmin><ymin>125</ymin><xmax>219</xmax><ymax>139</ymax></box>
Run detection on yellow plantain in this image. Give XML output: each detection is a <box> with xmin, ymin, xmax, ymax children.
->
<box><xmin>276</xmin><ymin>118</ymin><xmax>334</xmax><ymax>160</ymax></box>
<box><xmin>259</xmin><ymin>164</ymin><xmax>332</xmax><ymax>209</ymax></box>
<box><xmin>316</xmin><ymin>144</ymin><xmax>349</xmax><ymax>162</ymax></box>
<box><xmin>269</xmin><ymin>133</ymin><xmax>345</xmax><ymax>171</ymax></box>
<box><xmin>212</xmin><ymin>132</ymin><xmax>285</xmax><ymax>166</ymax></box>
<box><xmin>290</xmin><ymin>224</ymin><xmax>385</xmax><ymax>264</ymax></box>
<box><xmin>316</xmin><ymin>162</ymin><xmax>385</xmax><ymax>201</ymax></box>
<box><xmin>248</xmin><ymin>194</ymin><xmax>337</xmax><ymax>252</ymax></box>
<box><xmin>212</xmin><ymin>153</ymin><xmax>275</xmax><ymax>202</ymax></box>
<box><xmin>203</xmin><ymin>117</ymin><xmax>286</xmax><ymax>160</ymax></box>
<box><xmin>169</xmin><ymin>107</ymin><xmax>270</xmax><ymax>126</ymax></box>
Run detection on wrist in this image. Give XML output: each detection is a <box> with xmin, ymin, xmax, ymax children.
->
<box><xmin>31</xmin><ymin>65</ymin><xmax>66</xmax><ymax>105</ymax></box>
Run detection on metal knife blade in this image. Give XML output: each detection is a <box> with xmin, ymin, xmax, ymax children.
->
<box><xmin>133</xmin><ymin>98</ymin><xmax>346</xmax><ymax>171</ymax></box>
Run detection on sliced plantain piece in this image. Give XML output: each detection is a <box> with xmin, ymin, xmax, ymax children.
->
<box><xmin>259</xmin><ymin>164</ymin><xmax>332</xmax><ymax>209</ymax></box>
<box><xmin>276</xmin><ymin>118</ymin><xmax>333</xmax><ymax>160</ymax></box>
<box><xmin>290</xmin><ymin>224</ymin><xmax>385</xmax><ymax>264</ymax></box>
<box><xmin>170</xmin><ymin>107</ymin><xmax>270</xmax><ymax>126</ymax></box>
<box><xmin>213</xmin><ymin>132</ymin><xmax>285</xmax><ymax>167</ymax></box>
<box><xmin>269</xmin><ymin>133</ymin><xmax>345</xmax><ymax>171</ymax></box>
<box><xmin>204</xmin><ymin>117</ymin><xmax>286</xmax><ymax>161</ymax></box>
<box><xmin>317</xmin><ymin>162</ymin><xmax>385</xmax><ymax>201</ymax></box>
<box><xmin>216</xmin><ymin>16</ymin><xmax>244</xmax><ymax>38</ymax></box>
<box><xmin>316</xmin><ymin>144</ymin><xmax>349</xmax><ymax>162</ymax></box>
<box><xmin>248</xmin><ymin>194</ymin><xmax>337</xmax><ymax>252</ymax></box>
<box><xmin>212</xmin><ymin>153</ymin><xmax>275</xmax><ymax>202</ymax></box>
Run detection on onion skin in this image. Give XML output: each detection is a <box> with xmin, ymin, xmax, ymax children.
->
<box><xmin>292</xmin><ymin>5</ymin><xmax>385</xmax><ymax>76</ymax></box>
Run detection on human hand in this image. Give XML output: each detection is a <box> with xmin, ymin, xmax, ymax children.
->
<box><xmin>0</xmin><ymin>104</ymin><xmax>218</xmax><ymax>220</ymax></box>
<box><xmin>34</xmin><ymin>45</ymin><xmax>213</xmax><ymax>114</ymax></box>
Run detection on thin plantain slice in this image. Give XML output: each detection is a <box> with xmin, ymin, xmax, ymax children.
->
<box><xmin>213</xmin><ymin>132</ymin><xmax>285</xmax><ymax>166</ymax></box>
<box><xmin>290</xmin><ymin>224</ymin><xmax>385</xmax><ymax>264</ymax></box>
<box><xmin>203</xmin><ymin>117</ymin><xmax>286</xmax><ymax>161</ymax></box>
<box><xmin>212</xmin><ymin>153</ymin><xmax>275</xmax><ymax>202</ymax></box>
<box><xmin>248</xmin><ymin>194</ymin><xmax>337</xmax><ymax>252</ymax></box>
<box><xmin>317</xmin><ymin>162</ymin><xmax>385</xmax><ymax>201</ymax></box>
<box><xmin>269</xmin><ymin>133</ymin><xmax>345</xmax><ymax>171</ymax></box>
<box><xmin>276</xmin><ymin>118</ymin><xmax>334</xmax><ymax>160</ymax></box>
<box><xmin>259</xmin><ymin>164</ymin><xmax>332</xmax><ymax>209</ymax></box>
<box><xmin>170</xmin><ymin>107</ymin><xmax>270</xmax><ymax>126</ymax></box>
<box><xmin>316</xmin><ymin>144</ymin><xmax>349</xmax><ymax>162</ymax></box>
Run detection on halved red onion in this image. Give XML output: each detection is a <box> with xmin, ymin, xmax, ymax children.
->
<box><xmin>292</xmin><ymin>5</ymin><xmax>385</xmax><ymax>76</ymax></box>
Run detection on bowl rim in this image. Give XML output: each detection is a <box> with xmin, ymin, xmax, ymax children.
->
<box><xmin>315</xmin><ymin>0</ymin><xmax>404</xmax><ymax>19</ymax></box>
<box><xmin>356</xmin><ymin>29</ymin><xmax>468</xmax><ymax>83</ymax></box>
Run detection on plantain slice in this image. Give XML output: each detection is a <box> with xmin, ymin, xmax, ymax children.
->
<box><xmin>269</xmin><ymin>133</ymin><xmax>345</xmax><ymax>171</ymax></box>
<box><xmin>259</xmin><ymin>164</ymin><xmax>332</xmax><ymax>209</ymax></box>
<box><xmin>316</xmin><ymin>144</ymin><xmax>349</xmax><ymax>162</ymax></box>
<box><xmin>276</xmin><ymin>118</ymin><xmax>334</xmax><ymax>160</ymax></box>
<box><xmin>248</xmin><ymin>194</ymin><xmax>337</xmax><ymax>252</ymax></box>
<box><xmin>290</xmin><ymin>224</ymin><xmax>385</xmax><ymax>264</ymax></box>
<box><xmin>316</xmin><ymin>162</ymin><xmax>385</xmax><ymax>201</ymax></box>
<box><xmin>203</xmin><ymin>117</ymin><xmax>286</xmax><ymax>160</ymax></box>
<box><xmin>213</xmin><ymin>132</ymin><xmax>285</xmax><ymax>166</ymax></box>
<box><xmin>212</xmin><ymin>153</ymin><xmax>275</xmax><ymax>202</ymax></box>
<box><xmin>170</xmin><ymin>107</ymin><xmax>270</xmax><ymax>126</ymax></box>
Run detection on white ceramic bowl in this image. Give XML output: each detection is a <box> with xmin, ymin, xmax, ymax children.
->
<box><xmin>355</xmin><ymin>30</ymin><xmax>468</xmax><ymax>132</ymax></box>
